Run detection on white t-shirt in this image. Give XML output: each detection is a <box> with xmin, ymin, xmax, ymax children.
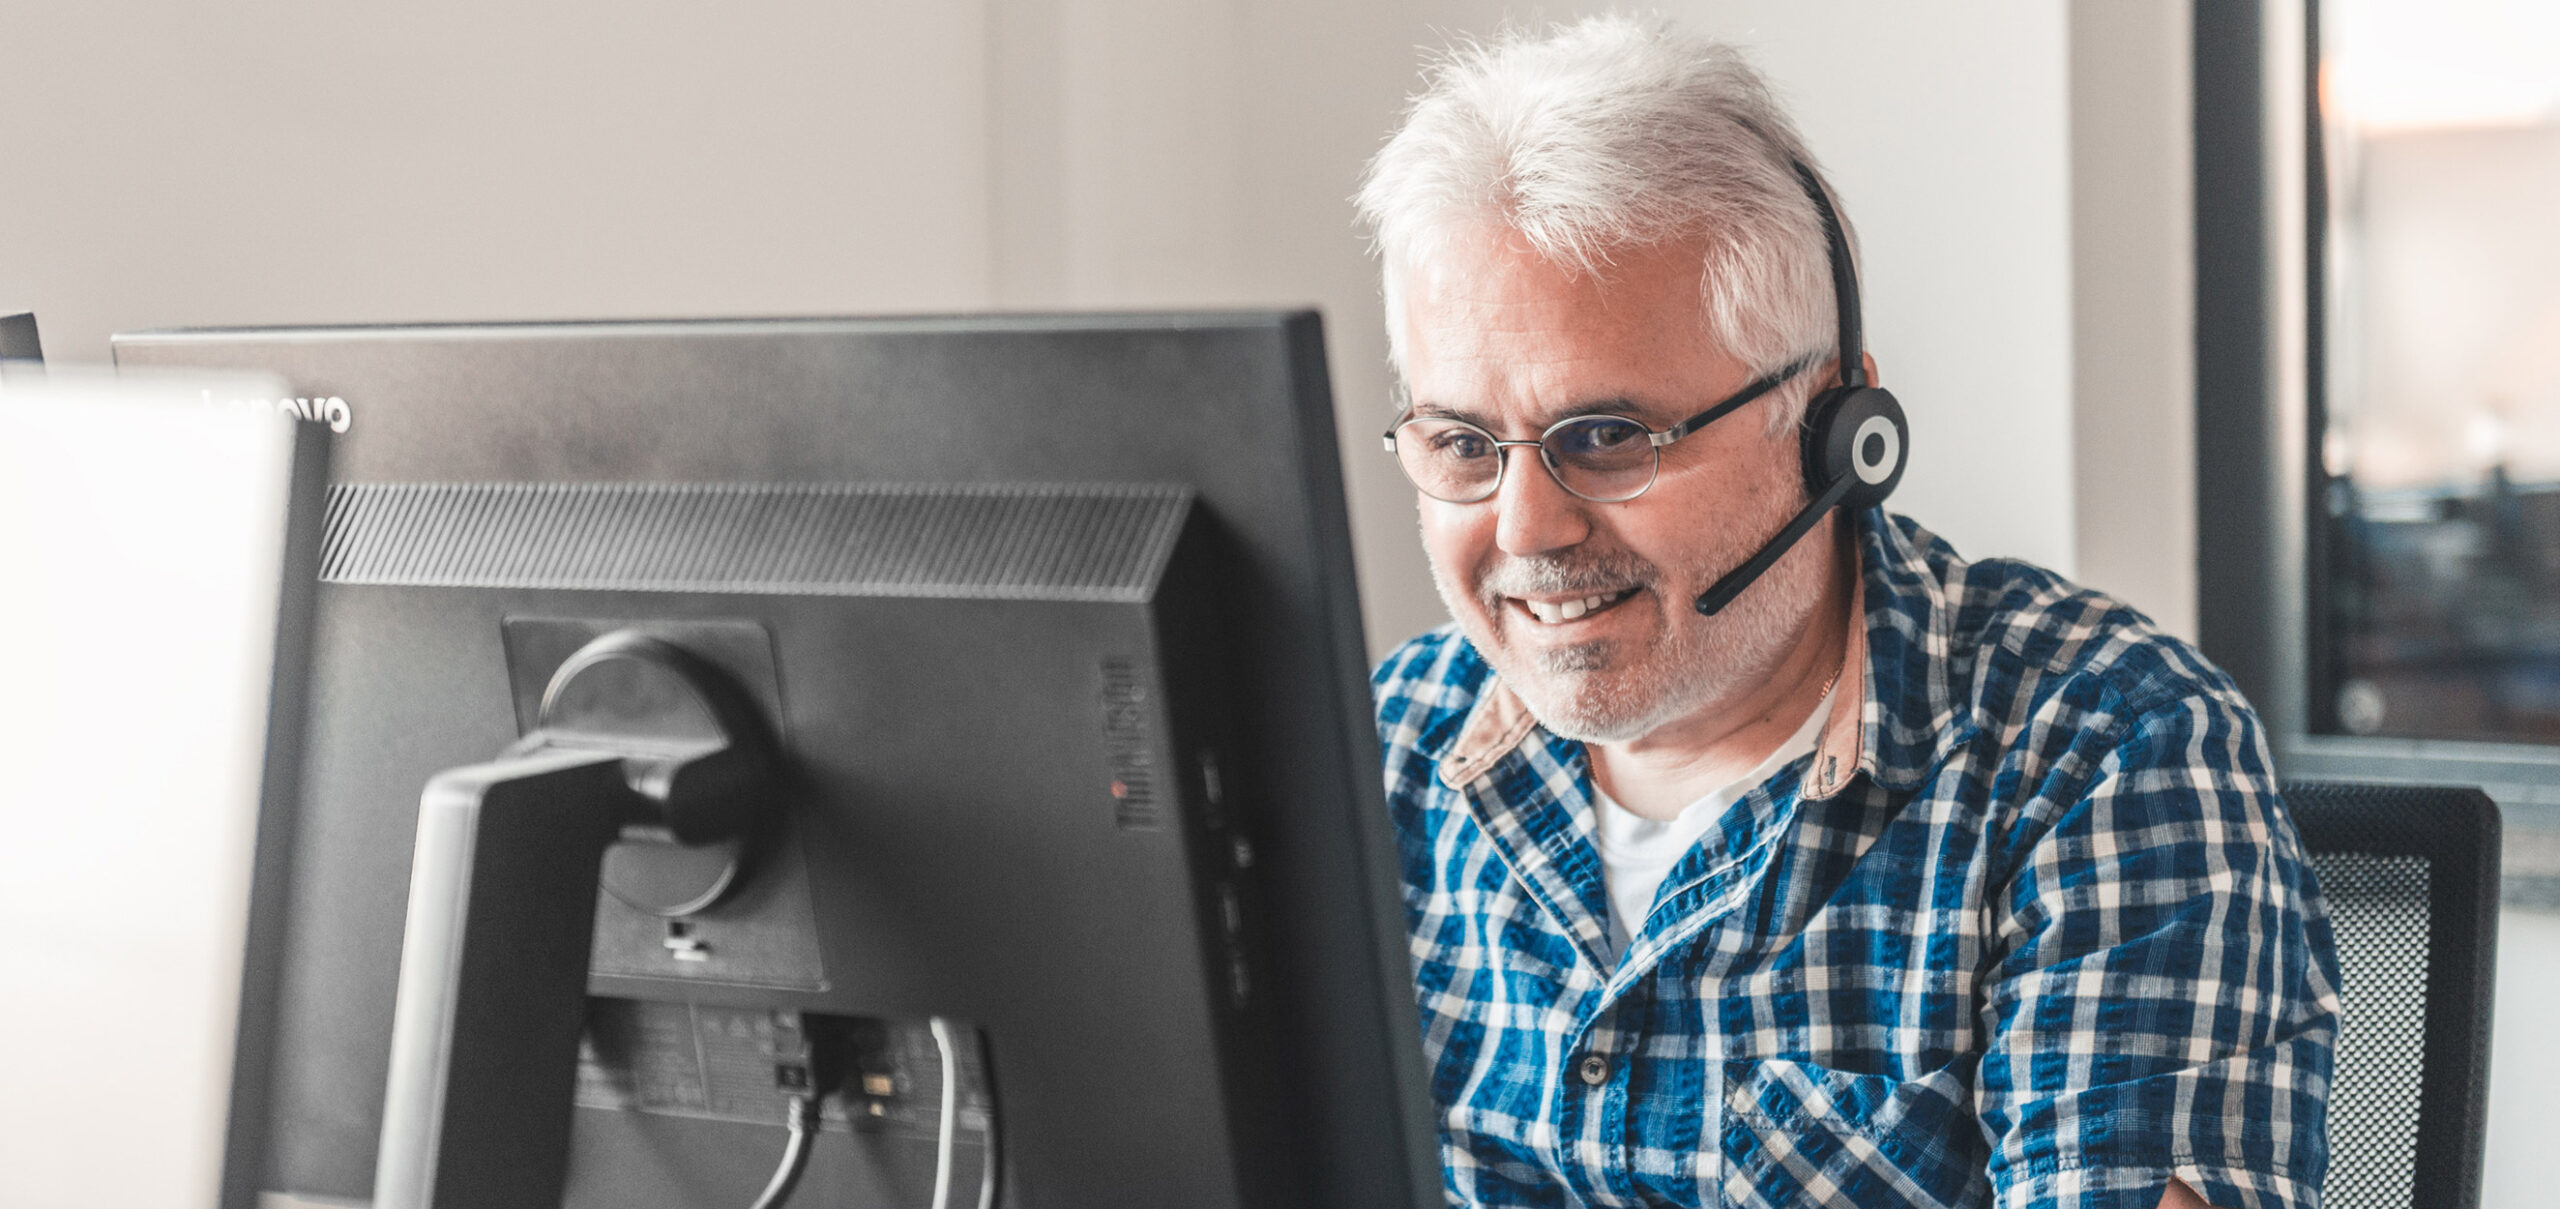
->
<box><xmin>1591</xmin><ymin>688</ymin><xmax>1834</xmax><ymax>959</ymax></box>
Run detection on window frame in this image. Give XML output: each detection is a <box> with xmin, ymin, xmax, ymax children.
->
<box><xmin>2192</xmin><ymin>0</ymin><xmax>2560</xmax><ymax>830</ymax></box>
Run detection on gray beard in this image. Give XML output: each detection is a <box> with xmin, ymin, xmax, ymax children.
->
<box><xmin>1431</xmin><ymin>508</ymin><xmax>1827</xmax><ymax>745</ymax></box>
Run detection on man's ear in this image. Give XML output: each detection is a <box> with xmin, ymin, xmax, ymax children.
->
<box><xmin>1859</xmin><ymin>352</ymin><xmax>1881</xmax><ymax>388</ymax></box>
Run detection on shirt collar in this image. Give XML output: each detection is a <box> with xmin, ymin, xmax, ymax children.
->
<box><xmin>1435</xmin><ymin>508</ymin><xmax>1949</xmax><ymax>799</ymax></box>
<box><xmin>1852</xmin><ymin>508</ymin><xmax>1968</xmax><ymax>792</ymax></box>
<box><xmin>1799</xmin><ymin>566</ymin><xmax>1867</xmax><ymax>799</ymax></box>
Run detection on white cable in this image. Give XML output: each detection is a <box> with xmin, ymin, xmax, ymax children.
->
<box><xmin>928</xmin><ymin>1017</ymin><xmax>961</xmax><ymax>1209</ymax></box>
<box><xmin>744</xmin><ymin>1095</ymin><xmax>819</xmax><ymax>1209</ymax></box>
<box><xmin>975</xmin><ymin>1055</ymin><xmax>1000</xmax><ymax>1209</ymax></box>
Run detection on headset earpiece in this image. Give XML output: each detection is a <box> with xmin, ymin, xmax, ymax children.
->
<box><xmin>1801</xmin><ymin>383</ymin><xmax>1907</xmax><ymax>512</ymax></box>
<box><xmin>1691</xmin><ymin>157</ymin><xmax>1914</xmax><ymax>616</ymax></box>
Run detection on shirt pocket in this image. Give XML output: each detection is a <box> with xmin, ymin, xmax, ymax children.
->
<box><xmin>1720</xmin><ymin>1058</ymin><xmax>1987</xmax><ymax>1209</ymax></box>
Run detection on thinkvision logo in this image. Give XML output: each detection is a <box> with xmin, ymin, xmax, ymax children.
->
<box><xmin>202</xmin><ymin>388</ymin><xmax>351</xmax><ymax>434</ymax></box>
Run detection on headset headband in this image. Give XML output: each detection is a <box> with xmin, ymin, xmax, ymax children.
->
<box><xmin>1788</xmin><ymin>158</ymin><xmax>1865</xmax><ymax>392</ymax></box>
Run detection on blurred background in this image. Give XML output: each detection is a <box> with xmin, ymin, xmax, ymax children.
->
<box><xmin>6</xmin><ymin>0</ymin><xmax>2553</xmax><ymax>1205</ymax></box>
<box><xmin>0</xmin><ymin>0</ymin><xmax>2127</xmax><ymax>658</ymax></box>
<box><xmin>2310</xmin><ymin>0</ymin><xmax>2560</xmax><ymax>750</ymax></box>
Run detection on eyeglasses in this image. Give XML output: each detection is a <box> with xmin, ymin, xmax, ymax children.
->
<box><xmin>1381</xmin><ymin>357</ymin><xmax>1818</xmax><ymax>504</ymax></box>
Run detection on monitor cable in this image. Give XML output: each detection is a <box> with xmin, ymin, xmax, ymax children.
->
<box><xmin>746</xmin><ymin>1093</ymin><xmax>822</xmax><ymax>1209</ymax></box>
<box><xmin>972</xmin><ymin>1035</ymin><xmax>1000</xmax><ymax>1209</ymax></box>
<box><xmin>928</xmin><ymin>1017</ymin><xmax>962</xmax><ymax>1209</ymax></box>
<box><xmin>745</xmin><ymin>1011</ymin><xmax>841</xmax><ymax>1209</ymax></box>
<box><xmin>926</xmin><ymin>1016</ymin><xmax>1002</xmax><ymax>1209</ymax></box>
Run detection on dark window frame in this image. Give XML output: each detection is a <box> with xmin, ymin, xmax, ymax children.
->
<box><xmin>2193</xmin><ymin>0</ymin><xmax>2560</xmax><ymax>841</ymax></box>
<box><xmin>2195</xmin><ymin>0</ymin><xmax>2560</xmax><ymax>864</ymax></box>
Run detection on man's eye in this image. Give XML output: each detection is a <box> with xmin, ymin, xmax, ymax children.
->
<box><xmin>1431</xmin><ymin>430</ymin><xmax>1494</xmax><ymax>460</ymax></box>
<box><xmin>1553</xmin><ymin>418</ymin><xmax>1648</xmax><ymax>455</ymax></box>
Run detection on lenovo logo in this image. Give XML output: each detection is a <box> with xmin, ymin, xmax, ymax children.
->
<box><xmin>202</xmin><ymin>388</ymin><xmax>351</xmax><ymax>434</ymax></box>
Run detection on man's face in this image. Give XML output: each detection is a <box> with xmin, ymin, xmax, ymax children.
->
<box><xmin>1393</xmin><ymin>227</ymin><xmax>1833</xmax><ymax>744</ymax></box>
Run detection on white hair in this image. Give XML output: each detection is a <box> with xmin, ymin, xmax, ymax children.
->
<box><xmin>1355</xmin><ymin>15</ymin><xmax>1853</xmax><ymax>430</ymax></box>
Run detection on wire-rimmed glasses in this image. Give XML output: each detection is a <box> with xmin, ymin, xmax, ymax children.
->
<box><xmin>1382</xmin><ymin>356</ymin><xmax>1817</xmax><ymax>504</ymax></box>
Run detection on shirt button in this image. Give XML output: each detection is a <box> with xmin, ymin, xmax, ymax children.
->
<box><xmin>1578</xmin><ymin>1053</ymin><xmax>1609</xmax><ymax>1086</ymax></box>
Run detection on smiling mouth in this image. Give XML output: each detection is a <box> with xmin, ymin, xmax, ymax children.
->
<box><xmin>1512</xmin><ymin>587</ymin><xmax>1641</xmax><ymax>625</ymax></box>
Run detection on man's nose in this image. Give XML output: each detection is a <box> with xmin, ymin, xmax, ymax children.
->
<box><xmin>1492</xmin><ymin>446</ymin><xmax>1591</xmax><ymax>556</ymax></box>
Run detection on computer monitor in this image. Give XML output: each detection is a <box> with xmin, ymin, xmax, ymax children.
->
<box><xmin>0</xmin><ymin>312</ymin><xmax>42</xmax><ymax>362</ymax></box>
<box><xmin>0</xmin><ymin>367</ymin><xmax>325</xmax><ymax>1209</ymax></box>
<box><xmin>112</xmin><ymin>314</ymin><xmax>1438</xmax><ymax>1209</ymax></box>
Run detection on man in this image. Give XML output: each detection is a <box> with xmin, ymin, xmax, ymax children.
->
<box><xmin>1357</xmin><ymin>18</ymin><xmax>2337</xmax><ymax>1209</ymax></box>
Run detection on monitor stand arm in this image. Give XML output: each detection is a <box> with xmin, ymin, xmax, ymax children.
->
<box><xmin>372</xmin><ymin>748</ymin><xmax>640</xmax><ymax>1209</ymax></box>
<box><xmin>370</xmin><ymin>629</ymin><xmax>775</xmax><ymax>1209</ymax></box>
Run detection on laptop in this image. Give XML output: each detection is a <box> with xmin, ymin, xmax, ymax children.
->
<box><xmin>0</xmin><ymin>367</ymin><xmax>324</xmax><ymax>1209</ymax></box>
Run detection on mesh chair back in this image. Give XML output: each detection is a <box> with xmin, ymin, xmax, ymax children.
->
<box><xmin>2282</xmin><ymin>782</ymin><xmax>2501</xmax><ymax>1209</ymax></box>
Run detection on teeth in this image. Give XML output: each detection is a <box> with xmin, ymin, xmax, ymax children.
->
<box><xmin>1521</xmin><ymin>591</ymin><xmax>1623</xmax><ymax>624</ymax></box>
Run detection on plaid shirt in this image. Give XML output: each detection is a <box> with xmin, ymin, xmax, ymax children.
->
<box><xmin>1373</xmin><ymin>510</ymin><xmax>2338</xmax><ymax>1209</ymax></box>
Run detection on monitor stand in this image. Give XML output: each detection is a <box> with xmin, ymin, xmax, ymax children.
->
<box><xmin>374</xmin><ymin>633</ymin><xmax>773</xmax><ymax>1209</ymax></box>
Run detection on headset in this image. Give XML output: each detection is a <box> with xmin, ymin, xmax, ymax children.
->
<box><xmin>1691</xmin><ymin>159</ymin><xmax>1909</xmax><ymax>617</ymax></box>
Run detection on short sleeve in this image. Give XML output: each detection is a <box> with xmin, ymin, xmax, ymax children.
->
<box><xmin>1976</xmin><ymin>691</ymin><xmax>2341</xmax><ymax>1209</ymax></box>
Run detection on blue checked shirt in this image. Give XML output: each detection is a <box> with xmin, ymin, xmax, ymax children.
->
<box><xmin>1373</xmin><ymin>510</ymin><xmax>2338</xmax><ymax>1209</ymax></box>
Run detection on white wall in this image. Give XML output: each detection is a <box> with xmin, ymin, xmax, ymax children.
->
<box><xmin>2482</xmin><ymin>908</ymin><xmax>2560</xmax><ymax>1209</ymax></box>
<box><xmin>2</xmin><ymin>0</ymin><xmax>2098</xmax><ymax>659</ymax></box>
<box><xmin>2069</xmin><ymin>0</ymin><xmax>2200</xmax><ymax>641</ymax></box>
<box><xmin>1669</xmin><ymin>0</ymin><xmax>2079</xmax><ymax>579</ymax></box>
<box><xmin>0</xmin><ymin>1</ymin><xmax>999</xmax><ymax>346</ymax></box>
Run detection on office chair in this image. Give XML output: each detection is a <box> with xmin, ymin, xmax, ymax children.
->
<box><xmin>2281</xmin><ymin>781</ymin><xmax>2502</xmax><ymax>1209</ymax></box>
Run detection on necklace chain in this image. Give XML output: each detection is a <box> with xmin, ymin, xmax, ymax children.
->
<box><xmin>1815</xmin><ymin>663</ymin><xmax>1844</xmax><ymax>707</ymax></box>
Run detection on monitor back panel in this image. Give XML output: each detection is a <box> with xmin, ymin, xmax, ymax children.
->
<box><xmin>115</xmin><ymin>315</ymin><xmax>1437</xmax><ymax>1209</ymax></box>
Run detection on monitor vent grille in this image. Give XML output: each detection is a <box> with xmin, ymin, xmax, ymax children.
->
<box><xmin>322</xmin><ymin>482</ymin><xmax>1193</xmax><ymax>602</ymax></box>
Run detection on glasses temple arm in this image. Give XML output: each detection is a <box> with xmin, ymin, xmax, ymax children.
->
<box><xmin>1652</xmin><ymin>355</ymin><xmax>1826</xmax><ymax>446</ymax></box>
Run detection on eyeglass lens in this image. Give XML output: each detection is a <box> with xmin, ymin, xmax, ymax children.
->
<box><xmin>1393</xmin><ymin>414</ymin><xmax>1659</xmax><ymax>503</ymax></box>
